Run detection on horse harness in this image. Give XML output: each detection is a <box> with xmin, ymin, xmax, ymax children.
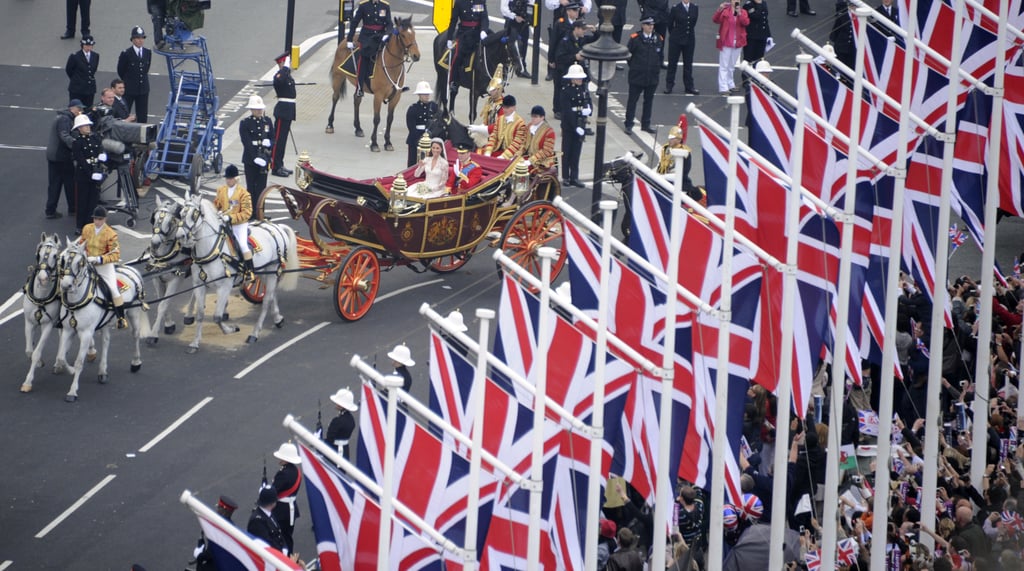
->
<box><xmin>181</xmin><ymin>203</ymin><xmax>287</xmax><ymax>282</ymax></box>
<box><xmin>24</xmin><ymin>240</ymin><xmax>61</xmax><ymax>324</ymax></box>
<box><xmin>58</xmin><ymin>249</ymin><xmax>145</xmax><ymax>330</ymax></box>
<box><xmin>378</xmin><ymin>25</ymin><xmax>418</xmax><ymax>101</ymax></box>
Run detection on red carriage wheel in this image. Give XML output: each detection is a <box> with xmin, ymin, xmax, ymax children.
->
<box><xmin>429</xmin><ymin>250</ymin><xmax>474</xmax><ymax>274</ymax></box>
<box><xmin>498</xmin><ymin>201</ymin><xmax>566</xmax><ymax>291</ymax></box>
<box><xmin>334</xmin><ymin>246</ymin><xmax>381</xmax><ymax>321</ymax></box>
<box><xmin>240</xmin><ymin>275</ymin><xmax>266</xmax><ymax>304</ymax></box>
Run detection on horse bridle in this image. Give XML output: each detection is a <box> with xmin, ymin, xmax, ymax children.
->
<box><xmin>26</xmin><ymin>239</ymin><xmax>61</xmax><ymax>305</ymax></box>
<box><xmin>180</xmin><ymin>200</ymin><xmax>227</xmax><ymax>266</ymax></box>
<box><xmin>380</xmin><ymin>24</ymin><xmax>417</xmax><ymax>92</ymax></box>
<box><xmin>149</xmin><ymin>205</ymin><xmax>185</xmax><ymax>266</ymax></box>
<box><xmin>58</xmin><ymin>248</ymin><xmax>98</xmax><ymax>310</ymax></box>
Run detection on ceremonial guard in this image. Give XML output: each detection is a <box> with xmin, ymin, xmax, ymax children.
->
<box><xmin>325</xmin><ymin>388</ymin><xmax>359</xmax><ymax>458</ymax></box>
<box><xmin>192</xmin><ymin>495</ymin><xmax>237</xmax><ymax>571</ymax></box>
<box><xmin>481</xmin><ymin>67</ymin><xmax>507</xmax><ymax>133</ymax></box>
<box><xmin>559</xmin><ymin>64</ymin><xmax>591</xmax><ymax>188</ymax></box>
<box><xmin>447</xmin><ymin>144</ymin><xmax>483</xmax><ymax>195</ymax></box>
<box><xmin>742</xmin><ymin>0</ymin><xmax>771</xmax><ymax>66</ymax></box>
<box><xmin>71</xmin><ymin>114</ymin><xmax>106</xmax><ymax>232</ymax></box>
<box><xmin>624</xmin><ymin>17</ymin><xmax>663</xmax><ymax>134</ymax></box>
<box><xmin>665</xmin><ymin>0</ymin><xmax>700</xmax><ymax>94</ymax></box>
<box><xmin>483</xmin><ymin>95</ymin><xmax>528</xmax><ymax>159</ymax></box>
<box><xmin>523</xmin><ymin>105</ymin><xmax>557</xmax><ymax>174</ymax></box>
<box><xmin>78</xmin><ymin>206</ymin><xmax>127</xmax><ymax>329</ymax></box>
<box><xmin>66</xmin><ymin>35</ymin><xmax>99</xmax><ymax>107</ymax></box>
<box><xmin>446</xmin><ymin>0</ymin><xmax>491</xmax><ymax>96</ymax></box>
<box><xmin>656</xmin><ymin>116</ymin><xmax>693</xmax><ymax>188</ymax></box>
<box><xmin>247</xmin><ymin>488</ymin><xmax>287</xmax><ymax>552</ymax></box>
<box><xmin>270</xmin><ymin>442</ymin><xmax>303</xmax><ymax>557</ymax></box>
<box><xmin>270</xmin><ymin>53</ymin><xmax>296</xmax><ymax>177</ymax></box>
<box><xmin>552</xmin><ymin>18</ymin><xmax>596</xmax><ymax>118</ymax></box>
<box><xmin>214</xmin><ymin>164</ymin><xmax>255</xmax><ymax>282</ymax></box>
<box><xmin>239</xmin><ymin>95</ymin><xmax>274</xmax><ymax>219</ymax></box>
<box><xmin>501</xmin><ymin>0</ymin><xmax>534</xmax><ymax>77</ymax></box>
<box><xmin>117</xmin><ymin>26</ymin><xmax>152</xmax><ymax>123</ymax></box>
<box><xmin>405</xmin><ymin>81</ymin><xmax>439</xmax><ymax>167</ymax></box>
<box><xmin>347</xmin><ymin>0</ymin><xmax>393</xmax><ymax>98</ymax></box>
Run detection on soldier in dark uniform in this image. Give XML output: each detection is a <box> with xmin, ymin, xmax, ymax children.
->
<box><xmin>559</xmin><ymin>64</ymin><xmax>591</xmax><ymax>188</ymax></box>
<box><xmin>547</xmin><ymin>2</ymin><xmax>582</xmax><ymax>106</ymax></box>
<box><xmin>66</xmin><ymin>36</ymin><xmax>99</xmax><ymax>107</ymax></box>
<box><xmin>829</xmin><ymin>0</ymin><xmax>855</xmax><ymax>72</ymax></box>
<box><xmin>247</xmin><ymin>487</ymin><xmax>287</xmax><ymax>553</ymax></box>
<box><xmin>192</xmin><ymin>495</ymin><xmax>238</xmax><ymax>571</ymax></box>
<box><xmin>787</xmin><ymin>0</ymin><xmax>816</xmax><ymax>17</ymax></box>
<box><xmin>742</xmin><ymin>0</ymin><xmax>771</xmax><ymax>70</ymax></box>
<box><xmin>666</xmin><ymin>0</ymin><xmax>700</xmax><ymax>94</ymax></box>
<box><xmin>502</xmin><ymin>0</ymin><xmax>533</xmax><ymax>77</ymax></box>
<box><xmin>388</xmin><ymin>344</ymin><xmax>416</xmax><ymax>392</ymax></box>
<box><xmin>325</xmin><ymin>388</ymin><xmax>360</xmax><ymax>459</ymax></box>
<box><xmin>347</xmin><ymin>0</ymin><xmax>393</xmax><ymax>98</ymax></box>
<box><xmin>405</xmin><ymin>81</ymin><xmax>439</xmax><ymax>167</ymax></box>
<box><xmin>553</xmin><ymin>19</ymin><xmax>597</xmax><ymax>118</ymax></box>
<box><xmin>62</xmin><ymin>0</ymin><xmax>91</xmax><ymax>40</ymax></box>
<box><xmin>117</xmin><ymin>26</ymin><xmax>152</xmax><ymax>124</ymax></box>
<box><xmin>625</xmin><ymin>17</ymin><xmax>663</xmax><ymax>134</ymax></box>
<box><xmin>71</xmin><ymin>114</ymin><xmax>107</xmax><ymax>232</ymax></box>
<box><xmin>446</xmin><ymin>0</ymin><xmax>491</xmax><ymax>95</ymax></box>
<box><xmin>239</xmin><ymin>95</ymin><xmax>274</xmax><ymax>219</ymax></box>
<box><xmin>270</xmin><ymin>442</ymin><xmax>303</xmax><ymax>556</ymax></box>
<box><xmin>639</xmin><ymin>0</ymin><xmax>671</xmax><ymax>51</ymax></box>
<box><xmin>270</xmin><ymin>53</ymin><xmax>296</xmax><ymax>177</ymax></box>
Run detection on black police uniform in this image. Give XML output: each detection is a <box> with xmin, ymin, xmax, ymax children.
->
<box><xmin>271</xmin><ymin>463</ymin><xmax>302</xmax><ymax>556</ymax></box>
<box><xmin>547</xmin><ymin>14</ymin><xmax>575</xmax><ymax>85</ymax></box>
<box><xmin>63</xmin><ymin>0</ymin><xmax>91</xmax><ymax>38</ymax></box>
<box><xmin>239</xmin><ymin>114</ymin><xmax>274</xmax><ymax>218</ymax></box>
<box><xmin>446</xmin><ymin>0</ymin><xmax>490</xmax><ymax>90</ymax></box>
<box><xmin>405</xmin><ymin>98</ymin><xmax>439</xmax><ymax>167</ymax></box>
<box><xmin>325</xmin><ymin>410</ymin><xmax>357</xmax><ymax>458</ymax></box>
<box><xmin>552</xmin><ymin>28</ymin><xmax>597</xmax><ymax>115</ymax></box>
<box><xmin>829</xmin><ymin>2</ymin><xmax>856</xmax><ymax>71</ymax></box>
<box><xmin>873</xmin><ymin>1</ymin><xmax>899</xmax><ymax>35</ymax></box>
<box><xmin>66</xmin><ymin>45</ymin><xmax>99</xmax><ymax>107</ymax></box>
<box><xmin>639</xmin><ymin>0</ymin><xmax>671</xmax><ymax>46</ymax></box>
<box><xmin>117</xmin><ymin>40</ymin><xmax>152</xmax><ymax>123</ymax></box>
<box><xmin>625</xmin><ymin>30</ymin><xmax>663</xmax><ymax>132</ymax></box>
<box><xmin>72</xmin><ymin>129</ymin><xmax>104</xmax><ymax>230</ymax></box>
<box><xmin>666</xmin><ymin>0</ymin><xmax>699</xmax><ymax>93</ymax></box>
<box><xmin>559</xmin><ymin>80</ymin><xmax>591</xmax><ymax>185</ymax></box>
<box><xmin>504</xmin><ymin>0</ymin><xmax>532</xmax><ymax>76</ymax></box>
<box><xmin>742</xmin><ymin>1</ymin><xmax>771</xmax><ymax>65</ymax></box>
<box><xmin>247</xmin><ymin>507</ymin><xmax>287</xmax><ymax>552</ymax></box>
<box><xmin>609</xmin><ymin>0</ymin><xmax>629</xmax><ymax>42</ymax></box>
<box><xmin>271</xmin><ymin>65</ymin><xmax>297</xmax><ymax>173</ymax></box>
<box><xmin>348</xmin><ymin>0</ymin><xmax>393</xmax><ymax>96</ymax></box>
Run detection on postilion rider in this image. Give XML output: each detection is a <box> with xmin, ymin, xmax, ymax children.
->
<box><xmin>215</xmin><ymin>164</ymin><xmax>255</xmax><ymax>282</ymax></box>
<box><xmin>78</xmin><ymin>206</ymin><xmax>127</xmax><ymax>329</ymax></box>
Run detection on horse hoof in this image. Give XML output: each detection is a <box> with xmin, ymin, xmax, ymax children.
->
<box><xmin>274</xmin><ymin>318</ymin><xmax>284</xmax><ymax>329</ymax></box>
<box><xmin>231</xmin><ymin>325</ymin><xmax>240</xmax><ymax>333</ymax></box>
<box><xmin>355</xmin><ymin>129</ymin><xmax>364</xmax><ymax>138</ymax></box>
<box><xmin>86</xmin><ymin>350</ymin><xmax>97</xmax><ymax>363</ymax></box>
<box><xmin>65</xmin><ymin>394</ymin><xmax>78</xmax><ymax>403</ymax></box>
<box><xmin>222</xmin><ymin>312</ymin><xmax>229</xmax><ymax>321</ymax></box>
<box><xmin>130</xmin><ymin>363</ymin><xmax>142</xmax><ymax>373</ymax></box>
<box><xmin>164</xmin><ymin>324</ymin><xmax>176</xmax><ymax>334</ymax></box>
<box><xmin>246</xmin><ymin>335</ymin><xmax>258</xmax><ymax>344</ymax></box>
<box><xmin>371</xmin><ymin>144</ymin><xmax>380</xmax><ymax>153</ymax></box>
<box><xmin>20</xmin><ymin>384</ymin><xmax>32</xmax><ymax>393</ymax></box>
<box><xmin>384</xmin><ymin>143</ymin><xmax>394</xmax><ymax>152</ymax></box>
<box><xmin>98</xmin><ymin>374</ymin><xmax>108</xmax><ymax>384</ymax></box>
<box><xmin>186</xmin><ymin>346</ymin><xmax>199</xmax><ymax>354</ymax></box>
<box><xmin>36</xmin><ymin>360</ymin><xmax>44</xmax><ymax>369</ymax></box>
<box><xmin>325</xmin><ymin>126</ymin><xmax>335</xmax><ymax>134</ymax></box>
<box><xmin>183</xmin><ymin>316</ymin><xmax>195</xmax><ymax>326</ymax></box>
<box><xmin>146</xmin><ymin>337</ymin><xmax>159</xmax><ymax>346</ymax></box>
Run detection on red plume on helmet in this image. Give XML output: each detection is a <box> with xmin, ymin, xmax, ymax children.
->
<box><xmin>677</xmin><ymin>114</ymin><xmax>689</xmax><ymax>143</ymax></box>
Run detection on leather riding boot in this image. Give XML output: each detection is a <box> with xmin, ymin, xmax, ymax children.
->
<box><xmin>242</xmin><ymin>254</ymin><xmax>255</xmax><ymax>283</ymax></box>
<box><xmin>113</xmin><ymin>297</ymin><xmax>127</xmax><ymax>329</ymax></box>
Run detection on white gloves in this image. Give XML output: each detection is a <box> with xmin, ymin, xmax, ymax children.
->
<box><xmin>254</xmin><ymin>157</ymin><xmax>268</xmax><ymax>167</ymax></box>
<box><xmin>88</xmin><ymin>256</ymin><xmax>101</xmax><ymax>264</ymax></box>
<box><xmin>98</xmin><ymin>152</ymin><xmax>108</xmax><ymax>162</ymax></box>
<box><xmin>262</xmin><ymin>138</ymin><xmax>272</xmax><ymax>148</ymax></box>
<box><xmin>221</xmin><ymin>214</ymin><xmax>231</xmax><ymax>223</ymax></box>
<box><xmin>480</xmin><ymin>30</ymin><xmax>488</xmax><ymax>40</ymax></box>
<box><xmin>468</xmin><ymin>124</ymin><xmax>489</xmax><ymax>136</ymax></box>
<box><xmin>765</xmin><ymin>37</ymin><xmax>775</xmax><ymax>52</ymax></box>
<box><xmin>346</xmin><ymin>41</ymin><xmax>354</xmax><ymax>50</ymax></box>
<box><xmin>522</xmin><ymin>160</ymin><xmax>531</xmax><ymax>167</ymax></box>
<box><xmin>576</xmin><ymin>127</ymin><xmax>585</xmax><ymax>136</ymax></box>
<box><xmin>581</xmin><ymin>107</ymin><xmax>592</xmax><ymax>117</ymax></box>
<box><xmin>447</xmin><ymin>40</ymin><xmax>454</xmax><ymax>50</ymax></box>
<box><xmin>91</xmin><ymin>172</ymin><xmax>104</xmax><ymax>181</ymax></box>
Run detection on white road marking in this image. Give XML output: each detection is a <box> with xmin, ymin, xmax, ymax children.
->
<box><xmin>376</xmin><ymin>278</ymin><xmax>444</xmax><ymax>302</ymax></box>
<box><xmin>234</xmin><ymin>321</ymin><xmax>330</xmax><ymax>379</ymax></box>
<box><xmin>34</xmin><ymin>474</ymin><xmax>117</xmax><ymax>539</ymax></box>
<box><xmin>0</xmin><ymin>143</ymin><xmax>46</xmax><ymax>150</ymax></box>
<box><xmin>0</xmin><ymin>309</ymin><xmax>25</xmax><ymax>328</ymax></box>
<box><xmin>0</xmin><ymin>291</ymin><xmax>23</xmax><ymax>315</ymax></box>
<box><xmin>113</xmin><ymin>225</ymin><xmax>150</xmax><ymax>240</ymax></box>
<box><xmin>0</xmin><ymin>560</ymin><xmax>12</xmax><ymax>570</ymax></box>
<box><xmin>138</xmin><ymin>397</ymin><xmax>214</xmax><ymax>453</ymax></box>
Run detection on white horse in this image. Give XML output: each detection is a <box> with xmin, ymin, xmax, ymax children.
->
<box><xmin>145</xmin><ymin>196</ymin><xmax>199</xmax><ymax>345</ymax></box>
<box><xmin>21</xmin><ymin>233</ymin><xmax>65</xmax><ymax>392</ymax></box>
<box><xmin>176</xmin><ymin>194</ymin><xmax>299</xmax><ymax>353</ymax></box>
<box><xmin>53</xmin><ymin>239</ymin><xmax>149</xmax><ymax>402</ymax></box>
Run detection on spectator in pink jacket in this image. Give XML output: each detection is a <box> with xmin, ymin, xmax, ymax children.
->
<box><xmin>712</xmin><ymin>0</ymin><xmax>749</xmax><ymax>94</ymax></box>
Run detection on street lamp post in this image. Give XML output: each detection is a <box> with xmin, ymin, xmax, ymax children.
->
<box><xmin>581</xmin><ymin>5</ymin><xmax>630</xmax><ymax>220</ymax></box>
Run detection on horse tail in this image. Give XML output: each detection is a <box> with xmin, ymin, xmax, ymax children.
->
<box><xmin>279</xmin><ymin>225</ymin><xmax>300</xmax><ymax>291</ymax></box>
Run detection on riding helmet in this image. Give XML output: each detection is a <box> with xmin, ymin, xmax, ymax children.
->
<box><xmin>224</xmin><ymin>164</ymin><xmax>240</xmax><ymax>179</ymax></box>
<box><xmin>92</xmin><ymin>206</ymin><xmax>108</xmax><ymax>218</ymax></box>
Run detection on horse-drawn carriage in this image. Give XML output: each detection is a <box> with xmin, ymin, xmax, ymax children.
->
<box><xmin>253</xmin><ymin>144</ymin><xmax>565</xmax><ymax>321</ymax></box>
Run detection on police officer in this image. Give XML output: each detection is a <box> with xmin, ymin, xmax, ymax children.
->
<box><xmin>405</xmin><ymin>81</ymin><xmax>439</xmax><ymax>167</ymax></box>
<box><xmin>625</xmin><ymin>17</ymin><xmax>663</xmax><ymax>134</ymax></box>
<box><xmin>66</xmin><ymin>35</ymin><xmax>99</xmax><ymax>107</ymax></box>
<box><xmin>665</xmin><ymin>0</ymin><xmax>700</xmax><ymax>94</ymax></box>
<box><xmin>270</xmin><ymin>442</ymin><xmax>303</xmax><ymax>557</ymax></box>
<box><xmin>639</xmin><ymin>0</ymin><xmax>671</xmax><ymax>50</ymax></box>
<box><xmin>71</xmin><ymin>114</ymin><xmax>107</xmax><ymax>233</ymax></box>
<box><xmin>553</xmin><ymin>19</ymin><xmax>596</xmax><ymax>118</ymax></box>
<box><xmin>446</xmin><ymin>0</ymin><xmax>491</xmax><ymax>96</ymax></box>
<box><xmin>548</xmin><ymin>2</ymin><xmax>583</xmax><ymax>107</ymax></box>
<box><xmin>270</xmin><ymin>52</ymin><xmax>296</xmax><ymax>177</ymax></box>
<box><xmin>325</xmin><ymin>388</ymin><xmax>359</xmax><ymax>458</ymax></box>
<box><xmin>239</xmin><ymin>95</ymin><xmax>274</xmax><ymax>219</ymax></box>
<box><xmin>742</xmin><ymin>0</ymin><xmax>771</xmax><ymax>66</ymax></box>
<box><xmin>347</xmin><ymin>0</ymin><xmax>393</xmax><ymax>98</ymax></box>
<box><xmin>501</xmin><ymin>0</ymin><xmax>533</xmax><ymax>77</ymax></box>
<box><xmin>544</xmin><ymin>0</ymin><xmax>592</xmax><ymax>80</ymax></box>
<box><xmin>117</xmin><ymin>26</ymin><xmax>152</xmax><ymax>123</ymax></box>
<box><xmin>62</xmin><ymin>0</ymin><xmax>91</xmax><ymax>40</ymax></box>
<box><xmin>247</xmin><ymin>488</ymin><xmax>287</xmax><ymax>553</ymax></box>
<box><xmin>559</xmin><ymin>64</ymin><xmax>591</xmax><ymax>188</ymax></box>
<box><xmin>829</xmin><ymin>0</ymin><xmax>855</xmax><ymax>72</ymax></box>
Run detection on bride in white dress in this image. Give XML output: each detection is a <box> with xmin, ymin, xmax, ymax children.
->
<box><xmin>413</xmin><ymin>138</ymin><xmax>449</xmax><ymax>197</ymax></box>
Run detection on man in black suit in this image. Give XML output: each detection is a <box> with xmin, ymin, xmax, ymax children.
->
<box><xmin>665</xmin><ymin>0</ymin><xmax>700</xmax><ymax>94</ymax></box>
<box><xmin>874</xmin><ymin>0</ymin><xmax>899</xmax><ymax>35</ymax></box>
<box><xmin>117</xmin><ymin>27</ymin><xmax>152</xmax><ymax>124</ymax></box>
<box><xmin>61</xmin><ymin>0</ymin><xmax>91</xmax><ymax>39</ymax></box>
<box><xmin>66</xmin><ymin>36</ymin><xmax>99</xmax><ymax>107</ymax></box>
<box><xmin>247</xmin><ymin>487</ymin><xmax>287</xmax><ymax>552</ymax></box>
<box><xmin>110</xmin><ymin>80</ymin><xmax>132</xmax><ymax>121</ymax></box>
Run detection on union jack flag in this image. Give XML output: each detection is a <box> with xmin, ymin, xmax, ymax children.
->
<box><xmin>951</xmin><ymin>88</ymin><xmax>990</xmax><ymax>248</ymax></box>
<box><xmin>192</xmin><ymin>504</ymin><xmax>302</xmax><ymax>571</ymax></box>
<box><xmin>1001</xmin><ymin>510</ymin><xmax>1024</xmax><ymax>535</ymax></box>
<box><xmin>910</xmin><ymin>318</ymin><xmax>931</xmax><ymax>359</ymax></box>
<box><xmin>998</xmin><ymin>56</ymin><xmax>1024</xmax><ymax>217</ymax></box>
<box><xmin>1015</xmin><ymin>256</ymin><xmax>1021</xmax><ymax>278</ymax></box>
<box><xmin>949</xmin><ymin>224</ymin><xmax>968</xmax><ymax>250</ymax></box>
<box><xmin>804</xmin><ymin>548</ymin><xmax>821</xmax><ymax>571</ymax></box>
<box><xmin>837</xmin><ymin>537</ymin><xmax>859</xmax><ymax>566</ymax></box>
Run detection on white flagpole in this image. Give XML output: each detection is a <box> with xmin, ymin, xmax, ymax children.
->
<box><xmin>584</xmin><ymin>199</ymin><xmax>619</xmax><ymax>571</ymax></box>
<box><xmin>871</xmin><ymin>0</ymin><xmax>919</xmax><ymax>566</ymax></box>
<box><xmin>465</xmin><ymin>308</ymin><xmax>496</xmax><ymax>570</ymax></box>
<box><xmin>377</xmin><ymin>372</ymin><xmax>405</xmax><ymax>571</ymax></box>
<box><xmin>179</xmin><ymin>490</ymin><xmax>300</xmax><ymax>571</ymax></box>
<box><xmin>821</xmin><ymin>8</ymin><xmax>871</xmax><ymax>569</ymax></box>
<box><xmin>768</xmin><ymin>52</ymin><xmax>813</xmax><ymax>571</ymax></box>
<box><xmin>971</xmin><ymin>0</ymin><xmax>1009</xmax><ymax>490</ymax></box>
<box><xmin>527</xmin><ymin>247</ymin><xmax>557</xmax><ymax>571</ymax></box>
<box><xmin>920</xmin><ymin>0</ymin><xmax>967</xmax><ymax>550</ymax></box>
<box><xmin>650</xmin><ymin>145</ymin><xmax>689</xmax><ymax>571</ymax></box>
<box><xmin>706</xmin><ymin>95</ymin><xmax>742</xmax><ymax>568</ymax></box>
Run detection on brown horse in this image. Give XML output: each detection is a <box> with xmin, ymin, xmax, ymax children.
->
<box><xmin>326</xmin><ymin>16</ymin><xmax>420</xmax><ymax>152</ymax></box>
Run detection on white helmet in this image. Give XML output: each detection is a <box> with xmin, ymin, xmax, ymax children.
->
<box><xmin>246</xmin><ymin>95</ymin><xmax>266</xmax><ymax>110</ymax></box>
<box><xmin>414</xmin><ymin>81</ymin><xmax>433</xmax><ymax>95</ymax></box>
<box><xmin>563</xmin><ymin>64</ymin><xmax>588</xmax><ymax>80</ymax></box>
<box><xmin>73</xmin><ymin>114</ymin><xmax>93</xmax><ymax>130</ymax></box>
<box><xmin>272</xmin><ymin>442</ymin><xmax>302</xmax><ymax>465</ymax></box>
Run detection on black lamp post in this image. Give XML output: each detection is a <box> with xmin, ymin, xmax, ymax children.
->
<box><xmin>580</xmin><ymin>5</ymin><xmax>630</xmax><ymax>220</ymax></box>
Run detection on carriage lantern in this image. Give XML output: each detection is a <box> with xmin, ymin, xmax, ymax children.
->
<box><xmin>512</xmin><ymin>160</ymin><xmax>531</xmax><ymax>198</ymax></box>
<box><xmin>390</xmin><ymin>174</ymin><xmax>409</xmax><ymax>223</ymax></box>
<box><xmin>296</xmin><ymin>150</ymin><xmax>312</xmax><ymax>190</ymax></box>
<box><xmin>417</xmin><ymin>132</ymin><xmax>432</xmax><ymax>162</ymax></box>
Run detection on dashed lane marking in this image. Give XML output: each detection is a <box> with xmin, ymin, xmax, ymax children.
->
<box><xmin>138</xmin><ymin>397</ymin><xmax>214</xmax><ymax>453</ymax></box>
<box><xmin>34</xmin><ymin>474</ymin><xmax>117</xmax><ymax>539</ymax></box>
